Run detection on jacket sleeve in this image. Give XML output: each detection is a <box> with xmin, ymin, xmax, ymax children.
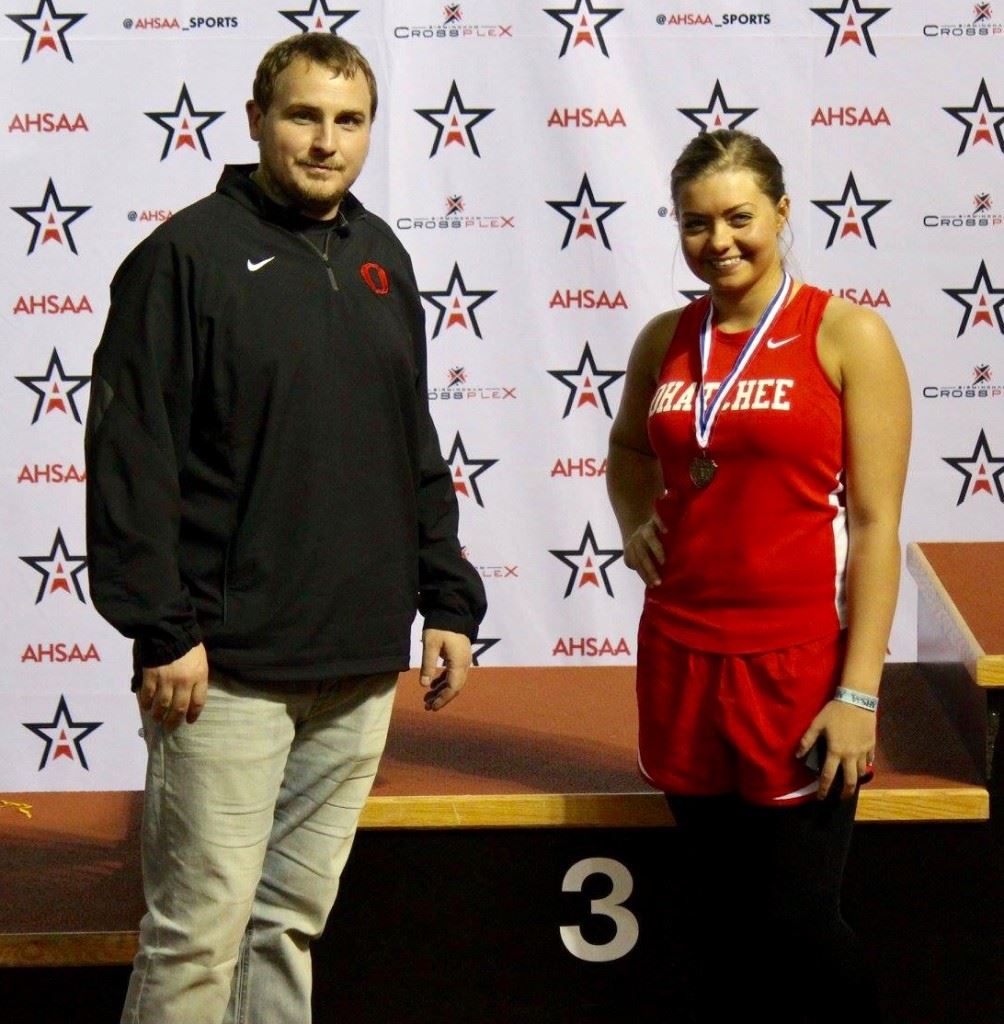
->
<box><xmin>402</xmin><ymin>258</ymin><xmax>488</xmax><ymax>640</ymax></box>
<box><xmin>84</xmin><ymin>235</ymin><xmax>203</xmax><ymax>668</ymax></box>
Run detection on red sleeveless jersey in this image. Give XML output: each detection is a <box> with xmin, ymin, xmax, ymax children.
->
<box><xmin>643</xmin><ymin>284</ymin><xmax>846</xmax><ymax>653</ymax></box>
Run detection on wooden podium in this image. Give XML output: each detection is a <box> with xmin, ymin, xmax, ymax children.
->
<box><xmin>908</xmin><ymin>541</ymin><xmax>1004</xmax><ymax>780</ymax></box>
<box><xmin>1</xmin><ymin>541</ymin><xmax>999</xmax><ymax>972</ymax></box>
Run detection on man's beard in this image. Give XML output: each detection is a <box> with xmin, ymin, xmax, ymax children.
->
<box><xmin>286</xmin><ymin>179</ymin><xmax>346</xmax><ymax>217</ymax></box>
<box><xmin>254</xmin><ymin>163</ymin><xmax>347</xmax><ymax>218</ymax></box>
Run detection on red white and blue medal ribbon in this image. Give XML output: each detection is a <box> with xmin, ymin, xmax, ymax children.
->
<box><xmin>690</xmin><ymin>271</ymin><xmax>792</xmax><ymax>487</ymax></box>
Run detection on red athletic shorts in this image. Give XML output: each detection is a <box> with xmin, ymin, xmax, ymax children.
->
<box><xmin>636</xmin><ymin>623</ymin><xmax>848</xmax><ymax>806</ymax></box>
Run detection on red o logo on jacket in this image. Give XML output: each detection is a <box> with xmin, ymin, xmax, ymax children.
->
<box><xmin>360</xmin><ymin>261</ymin><xmax>390</xmax><ymax>295</ymax></box>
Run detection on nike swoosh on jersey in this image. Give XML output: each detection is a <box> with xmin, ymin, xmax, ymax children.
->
<box><xmin>765</xmin><ymin>334</ymin><xmax>800</xmax><ymax>349</ymax></box>
<box><xmin>247</xmin><ymin>256</ymin><xmax>275</xmax><ymax>272</ymax></box>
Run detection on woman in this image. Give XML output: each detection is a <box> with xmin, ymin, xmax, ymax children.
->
<box><xmin>607</xmin><ymin>130</ymin><xmax>910</xmax><ymax>1022</ymax></box>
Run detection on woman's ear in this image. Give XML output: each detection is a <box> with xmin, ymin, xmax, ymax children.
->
<box><xmin>775</xmin><ymin>194</ymin><xmax>791</xmax><ymax>231</ymax></box>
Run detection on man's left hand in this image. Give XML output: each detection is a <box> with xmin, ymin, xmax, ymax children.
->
<box><xmin>420</xmin><ymin>629</ymin><xmax>472</xmax><ymax>711</ymax></box>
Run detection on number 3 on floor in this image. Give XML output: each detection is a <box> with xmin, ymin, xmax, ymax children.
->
<box><xmin>559</xmin><ymin>857</ymin><xmax>639</xmax><ymax>962</ymax></box>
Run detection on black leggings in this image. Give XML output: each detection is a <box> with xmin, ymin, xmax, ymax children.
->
<box><xmin>666</xmin><ymin>792</ymin><xmax>881</xmax><ymax>1024</ymax></box>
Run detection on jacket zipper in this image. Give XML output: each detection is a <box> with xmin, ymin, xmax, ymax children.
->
<box><xmin>320</xmin><ymin>254</ymin><xmax>338</xmax><ymax>292</ymax></box>
<box><xmin>296</xmin><ymin>227</ymin><xmax>340</xmax><ymax>292</ymax></box>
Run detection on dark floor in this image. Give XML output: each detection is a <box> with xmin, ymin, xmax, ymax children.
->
<box><xmin>2</xmin><ymin>818</ymin><xmax>1003</xmax><ymax>1023</ymax></box>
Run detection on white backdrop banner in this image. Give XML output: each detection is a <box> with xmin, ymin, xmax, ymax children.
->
<box><xmin>1</xmin><ymin>0</ymin><xmax>1002</xmax><ymax>790</ymax></box>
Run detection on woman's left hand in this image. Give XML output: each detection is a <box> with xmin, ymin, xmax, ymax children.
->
<box><xmin>797</xmin><ymin>700</ymin><xmax>877</xmax><ymax>801</ymax></box>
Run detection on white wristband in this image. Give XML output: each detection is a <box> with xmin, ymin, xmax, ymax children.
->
<box><xmin>833</xmin><ymin>686</ymin><xmax>879</xmax><ymax>712</ymax></box>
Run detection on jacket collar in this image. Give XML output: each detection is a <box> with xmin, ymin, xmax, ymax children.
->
<box><xmin>216</xmin><ymin>163</ymin><xmax>365</xmax><ymax>233</ymax></box>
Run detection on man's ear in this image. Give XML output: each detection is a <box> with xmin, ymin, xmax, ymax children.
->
<box><xmin>246</xmin><ymin>99</ymin><xmax>263</xmax><ymax>142</ymax></box>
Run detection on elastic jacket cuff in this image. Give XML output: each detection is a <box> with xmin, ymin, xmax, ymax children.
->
<box><xmin>136</xmin><ymin>626</ymin><xmax>202</xmax><ymax>668</ymax></box>
<box><xmin>422</xmin><ymin>612</ymin><xmax>480</xmax><ymax>641</ymax></box>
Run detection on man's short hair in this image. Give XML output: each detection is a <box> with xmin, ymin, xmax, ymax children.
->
<box><xmin>252</xmin><ymin>33</ymin><xmax>378</xmax><ymax>119</ymax></box>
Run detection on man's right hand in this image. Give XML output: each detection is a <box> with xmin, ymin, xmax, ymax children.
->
<box><xmin>140</xmin><ymin>642</ymin><xmax>209</xmax><ymax>729</ymax></box>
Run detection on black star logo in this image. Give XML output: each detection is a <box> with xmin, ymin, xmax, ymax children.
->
<box><xmin>145</xmin><ymin>83</ymin><xmax>224</xmax><ymax>161</ymax></box>
<box><xmin>544</xmin><ymin>0</ymin><xmax>623</xmax><ymax>58</ymax></box>
<box><xmin>943</xmin><ymin>429</ymin><xmax>1004</xmax><ymax>505</ymax></box>
<box><xmin>548</xmin><ymin>342</ymin><xmax>624</xmax><ymax>419</ymax></box>
<box><xmin>811</xmin><ymin>172</ymin><xmax>889</xmax><ymax>249</ymax></box>
<box><xmin>420</xmin><ymin>263</ymin><xmax>496</xmax><ymax>339</ymax></box>
<box><xmin>446</xmin><ymin>433</ymin><xmax>497</xmax><ymax>508</ymax></box>
<box><xmin>547</xmin><ymin>174</ymin><xmax>624</xmax><ymax>250</ymax></box>
<box><xmin>23</xmin><ymin>695</ymin><xmax>101</xmax><ymax>771</ymax></box>
<box><xmin>6</xmin><ymin>0</ymin><xmax>86</xmax><ymax>63</ymax></box>
<box><xmin>11</xmin><ymin>178</ymin><xmax>90</xmax><ymax>255</ymax></box>
<box><xmin>471</xmin><ymin>637</ymin><xmax>500</xmax><ymax>665</ymax></box>
<box><xmin>943</xmin><ymin>79</ymin><xmax>1004</xmax><ymax>156</ymax></box>
<box><xmin>16</xmin><ymin>348</ymin><xmax>91</xmax><ymax>424</ymax></box>
<box><xmin>20</xmin><ymin>528</ymin><xmax>88</xmax><ymax>604</ymax></box>
<box><xmin>279</xmin><ymin>0</ymin><xmax>358</xmax><ymax>33</ymax></box>
<box><xmin>415</xmin><ymin>81</ymin><xmax>494</xmax><ymax>158</ymax></box>
<box><xmin>680</xmin><ymin>288</ymin><xmax>709</xmax><ymax>303</ymax></box>
<box><xmin>811</xmin><ymin>0</ymin><xmax>890</xmax><ymax>57</ymax></box>
<box><xmin>550</xmin><ymin>522</ymin><xmax>623</xmax><ymax>598</ymax></box>
<box><xmin>677</xmin><ymin>80</ymin><xmax>757</xmax><ymax>133</ymax></box>
<box><xmin>943</xmin><ymin>261</ymin><xmax>1004</xmax><ymax>337</ymax></box>
<box><xmin>444</xmin><ymin>4</ymin><xmax>463</xmax><ymax>24</ymax></box>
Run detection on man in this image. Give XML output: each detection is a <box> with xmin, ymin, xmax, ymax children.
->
<box><xmin>85</xmin><ymin>33</ymin><xmax>486</xmax><ymax>1024</ymax></box>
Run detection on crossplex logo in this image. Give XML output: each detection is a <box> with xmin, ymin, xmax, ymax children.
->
<box><xmin>428</xmin><ymin>366</ymin><xmax>517</xmax><ymax>403</ymax></box>
<box><xmin>921</xmin><ymin>363</ymin><xmax>1002</xmax><ymax>401</ymax></box>
<box><xmin>396</xmin><ymin>194</ymin><xmax>515</xmax><ymax>232</ymax></box>
<box><xmin>924</xmin><ymin>4</ymin><xmax>1003</xmax><ymax>37</ymax></box>
<box><xmin>7</xmin><ymin>0</ymin><xmax>85</xmax><ymax>62</ymax></box>
<box><xmin>393</xmin><ymin>4</ymin><xmax>512</xmax><ymax>39</ymax></box>
<box><xmin>923</xmin><ymin>191</ymin><xmax>1001</xmax><ymax>229</ymax></box>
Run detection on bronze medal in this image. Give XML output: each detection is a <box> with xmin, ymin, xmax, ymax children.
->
<box><xmin>689</xmin><ymin>454</ymin><xmax>717</xmax><ymax>488</ymax></box>
<box><xmin>692</xmin><ymin>273</ymin><xmax>792</xmax><ymax>492</ymax></box>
